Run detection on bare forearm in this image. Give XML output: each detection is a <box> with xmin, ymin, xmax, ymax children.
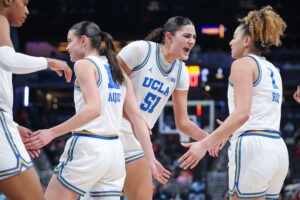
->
<box><xmin>50</xmin><ymin>107</ymin><xmax>100</xmax><ymax>137</ymax></box>
<box><xmin>177</xmin><ymin>119</ymin><xmax>208</xmax><ymax>141</ymax></box>
<box><xmin>133</xmin><ymin>124</ymin><xmax>156</xmax><ymax>163</ymax></box>
<box><xmin>201</xmin><ymin>109</ymin><xmax>248</xmax><ymax>150</ymax></box>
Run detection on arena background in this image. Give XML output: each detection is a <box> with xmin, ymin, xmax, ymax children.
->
<box><xmin>1</xmin><ymin>0</ymin><xmax>300</xmax><ymax>199</ymax></box>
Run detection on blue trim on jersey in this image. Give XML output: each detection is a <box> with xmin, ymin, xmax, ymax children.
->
<box><xmin>177</xmin><ymin>62</ymin><xmax>183</xmax><ymax>83</ymax></box>
<box><xmin>132</xmin><ymin>41</ymin><xmax>151</xmax><ymax>71</ymax></box>
<box><xmin>265</xmin><ymin>194</ymin><xmax>280</xmax><ymax>199</ymax></box>
<box><xmin>56</xmin><ymin>168</ymin><xmax>86</xmax><ymax>196</ymax></box>
<box><xmin>0</xmin><ymin>111</ymin><xmax>33</xmax><ymax>178</ymax></box>
<box><xmin>242</xmin><ymin>55</ymin><xmax>262</xmax><ymax>87</ymax></box>
<box><xmin>242</xmin><ymin>130</ymin><xmax>281</xmax><ymax>139</ymax></box>
<box><xmin>156</xmin><ymin>43</ymin><xmax>176</xmax><ymax>76</ymax></box>
<box><xmin>228</xmin><ymin>136</ymin><xmax>268</xmax><ymax>199</ymax></box>
<box><xmin>125</xmin><ymin>152</ymin><xmax>145</xmax><ymax>164</ymax></box>
<box><xmin>53</xmin><ymin>136</ymin><xmax>86</xmax><ymax>196</ymax></box>
<box><xmin>228</xmin><ymin>129</ymin><xmax>282</xmax><ymax>199</ymax></box>
<box><xmin>73</xmin><ymin>130</ymin><xmax>118</xmax><ymax>140</ymax></box>
<box><xmin>74</xmin><ymin>57</ymin><xmax>102</xmax><ymax>91</ymax></box>
<box><xmin>89</xmin><ymin>191</ymin><xmax>122</xmax><ymax>197</ymax></box>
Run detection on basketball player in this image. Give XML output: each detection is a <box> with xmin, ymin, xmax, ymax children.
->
<box><xmin>0</xmin><ymin>0</ymin><xmax>72</xmax><ymax>199</ymax></box>
<box><xmin>24</xmin><ymin>21</ymin><xmax>169</xmax><ymax>200</ymax></box>
<box><xmin>179</xmin><ymin>6</ymin><xmax>289</xmax><ymax>200</ymax></box>
<box><xmin>117</xmin><ymin>16</ymin><xmax>216</xmax><ymax>200</ymax></box>
<box><xmin>294</xmin><ymin>86</ymin><xmax>300</xmax><ymax>104</ymax></box>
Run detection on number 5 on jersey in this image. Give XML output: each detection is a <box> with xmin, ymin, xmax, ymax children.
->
<box><xmin>140</xmin><ymin>92</ymin><xmax>161</xmax><ymax>113</ymax></box>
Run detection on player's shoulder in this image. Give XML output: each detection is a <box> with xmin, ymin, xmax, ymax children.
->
<box><xmin>127</xmin><ymin>40</ymin><xmax>152</xmax><ymax>49</ymax></box>
<box><xmin>231</xmin><ymin>56</ymin><xmax>257</xmax><ymax>73</ymax></box>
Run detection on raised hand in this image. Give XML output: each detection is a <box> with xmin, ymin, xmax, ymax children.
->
<box><xmin>178</xmin><ymin>142</ymin><xmax>206</xmax><ymax>170</ymax></box>
<box><xmin>46</xmin><ymin>58</ymin><xmax>72</xmax><ymax>83</ymax></box>
<box><xmin>17</xmin><ymin>126</ymin><xmax>40</xmax><ymax>158</ymax></box>
<box><xmin>24</xmin><ymin>129</ymin><xmax>56</xmax><ymax>150</ymax></box>
<box><xmin>148</xmin><ymin>160</ymin><xmax>171</xmax><ymax>184</ymax></box>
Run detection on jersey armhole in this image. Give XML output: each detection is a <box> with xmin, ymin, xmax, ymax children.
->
<box><xmin>74</xmin><ymin>57</ymin><xmax>102</xmax><ymax>92</ymax></box>
<box><xmin>132</xmin><ymin>41</ymin><xmax>151</xmax><ymax>71</ymax></box>
<box><xmin>242</xmin><ymin>55</ymin><xmax>262</xmax><ymax>87</ymax></box>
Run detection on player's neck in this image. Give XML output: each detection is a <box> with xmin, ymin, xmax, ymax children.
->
<box><xmin>160</xmin><ymin>43</ymin><xmax>176</xmax><ymax>63</ymax></box>
<box><xmin>84</xmin><ymin>48</ymin><xmax>99</xmax><ymax>58</ymax></box>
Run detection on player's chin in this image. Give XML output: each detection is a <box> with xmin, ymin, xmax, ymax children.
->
<box><xmin>180</xmin><ymin>54</ymin><xmax>189</xmax><ymax>61</ymax></box>
<box><xmin>11</xmin><ymin>21</ymin><xmax>23</xmax><ymax>27</ymax></box>
<box><xmin>69</xmin><ymin>55</ymin><xmax>76</xmax><ymax>62</ymax></box>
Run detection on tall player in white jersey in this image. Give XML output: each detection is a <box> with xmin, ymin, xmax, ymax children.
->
<box><xmin>25</xmin><ymin>21</ymin><xmax>169</xmax><ymax>200</ymax></box>
<box><xmin>117</xmin><ymin>16</ymin><xmax>214</xmax><ymax>200</ymax></box>
<box><xmin>179</xmin><ymin>6</ymin><xmax>289</xmax><ymax>200</ymax></box>
<box><xmin>0</xmin><ymin>0</ymin><xmax>72</xmax><ymax>199</ymax></box>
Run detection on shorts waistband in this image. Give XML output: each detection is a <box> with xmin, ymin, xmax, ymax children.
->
<box><xmin>241</xmin><ymin>130</ymin><xmax>281</xmax><ymax>139</ymax></box>
<box><xmin>72</xmin><ymin>130</ymin><xmax>118</xmax><ymax>140</ymax></box>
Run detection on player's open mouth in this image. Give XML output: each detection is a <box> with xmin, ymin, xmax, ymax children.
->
<box><xmin>183</xmin><ymin>47</ymin><xmax>190</xmax><ymax>53</ymax></box>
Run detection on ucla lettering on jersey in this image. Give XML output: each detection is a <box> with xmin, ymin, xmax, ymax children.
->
<box><xmin>73</xmin><ymin>56</ymin><xmax>126</xmax><ymax>135</ymax></box>
<box><xmin>142</xmin><ymin>77</ymin><xmax>170</xmax><ymax>97</ymax></box>
<box><xmin>124</xmin><ymin>41</ymin><xmax>184</xmax><ymax>129</ymax></box>
<box><xmin>227</xmin><ymin>54</ymin><xmax>283</xmax><ymax>140</ymax></box>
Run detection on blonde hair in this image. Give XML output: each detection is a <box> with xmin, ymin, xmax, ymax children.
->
<box><xmin>239</xmin><ymin>5</ymin><xmax>287</xmax><ymax>50</ymax></box>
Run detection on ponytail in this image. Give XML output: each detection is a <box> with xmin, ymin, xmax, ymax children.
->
<box><xmin>145</xmin><ymin>16</ymin><xmax>194</xmax><ymax>44</ymax></box>
<box><xmin>145</xmin><ymin>27</ymin><xmax>164</xmax><ymax>43</ymax></box>
<box><xmin>100</xmin><ymin>31</ymin><xmax>124</xmax><ymax>85</ymax></box>
<box><xmin>70</xmin><ymin>21</ymin><xmax>124</xmax><ymax>85</ymax></box>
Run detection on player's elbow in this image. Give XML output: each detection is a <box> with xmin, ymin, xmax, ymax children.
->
<box><xmin>175</xmin><ymin>119</ymin><xmax>189</xmax><ymax>133</ymax></box>
<box><xmin>236</xmin><ymin>109</ymin><xmax>250</xmax><ymax>126</ymax></box>
<box><xmin>0</xmin><ymin>59</ymin><xmax>16</xmax><ymax>72</ymax></box>
<box><xmin>89</xmin><ymin>105</ymin><xmax>101</xmax><ymax>119</ymax></box>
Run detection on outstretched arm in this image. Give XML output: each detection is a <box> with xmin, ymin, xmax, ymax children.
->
<box><xmin>123</xmin><ymin>75</ymin><xmax>170</xmax><ymax>184</ymax></box>
<box><xmin>24</xmin><ymin>60</ymin><xmax>101</xmax><ymax>149</ymax></box>
<box><xmin>172</xmin><ymin>90</ymin><xmax>208</xmax><ymax>141</ymax></box>
<box><xmin>178</xmin><ymin>58</ymin><xmax>254</xmax><ymax>169</ymax></box>
<box><xmin>0</xmin><ymin>16</ymin><xmax>72</xmax><ymax>82</ymax></box>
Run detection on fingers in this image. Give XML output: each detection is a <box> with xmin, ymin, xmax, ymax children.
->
<box><xmin>208</xmin><ymin>149</ymin><xmax>213</xmax><ymax>157</ymax></box>
<box><xmin>154</xmin><ymin>174</ymin><xmax>169</xmax><ymax>184</ymax></box>
<box><xmin>28</xmin><ymin>149</ymin><xmax>40</xmax><ymax>159</ymax></box>
<box><xmin>152</xmin><ymin>162</ymin><xmax>171</xmax><ymax>184</ymax></box>
<box><xmin>214</xmin><ymin>145</ymin><xmax>219</xmax><ymax>157</ymax></box>
<box><xmin>190</xmin><ymin>159</ymin><xmax>200</xmax><ymax>169</ymax></box>
<box><xmin>180</xmin><ymin>156</ymin><xmax>195</xmax><ymax>170</ymax></box>
<box><xmin>158</xmin><ymin>170</ymin><xmax>170</xmax><ymax>184</ymax></box>
<box><xmin>28</xmin><ymin>151</ymin><xmax>35</xmax><ymax>159</ymax></box>
<box><xmin>178</xmin><ymin>151</ymin><xmax>190</xmax><ymax>163</ymax></box>
<box><xmin>219</xmin><ymin>140</ymin><xmax>227</xmax><ymax>150</ymax></box>
<box><xmin>216</xmin><ymin>119</ymin><xmax>223</xmax><ymax>125</ymax></box>
<box><xmin>209</xmin><ymin>148</ymin><xmax>217</xmax><ymax>158</ymax></box>
<box><xmin>24</xmin><ymin>135</ymin><xmax>43</xmax><ymax>150</ymax></box>
<box><xmin>180</xmin><ymin>142</ymin><xmax>192</xmax><ymax>148</ymax></box>
<box><xmin>55</xmin><ymin>70</ymin><xmax>63</xmax><ymax>77</ymax></box>
<box><xmin>163</xmin><ymin>169</ymin><xmax>171</xmax><ymax>177</ymax></box>
<box><xmin>32</xmin><ymin>150</ymin><xmax>40</xmax><ymax>158</ymax></box>
<box><xmin>23</xmin><ymin>134</ymin><xmax>37</xmax><ymax>144</ymax></box>
<box><xmin>64</xmin><ymin>67</ymin><xmax>72</xmax><ymax>83</ymax></box>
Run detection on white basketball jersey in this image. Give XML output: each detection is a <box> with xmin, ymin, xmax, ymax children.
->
<box><xmin>228</xmin><ymin>54</ymin><xmax>282</xmax><ymax>139</ymax></box>
<box><xmin>0</xmin><ymin>68</ymin><xmax>13</xmax><ymax>114</ymax></box>
<box><xmin>73</xmin><ymin>56</ymin><xmax>126</xmax><ymax>135</ymax></box>
<box><xmin>122</xmin><ymin>41</ymin><xmax>185</xmax><ymax>132</ymax></box>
